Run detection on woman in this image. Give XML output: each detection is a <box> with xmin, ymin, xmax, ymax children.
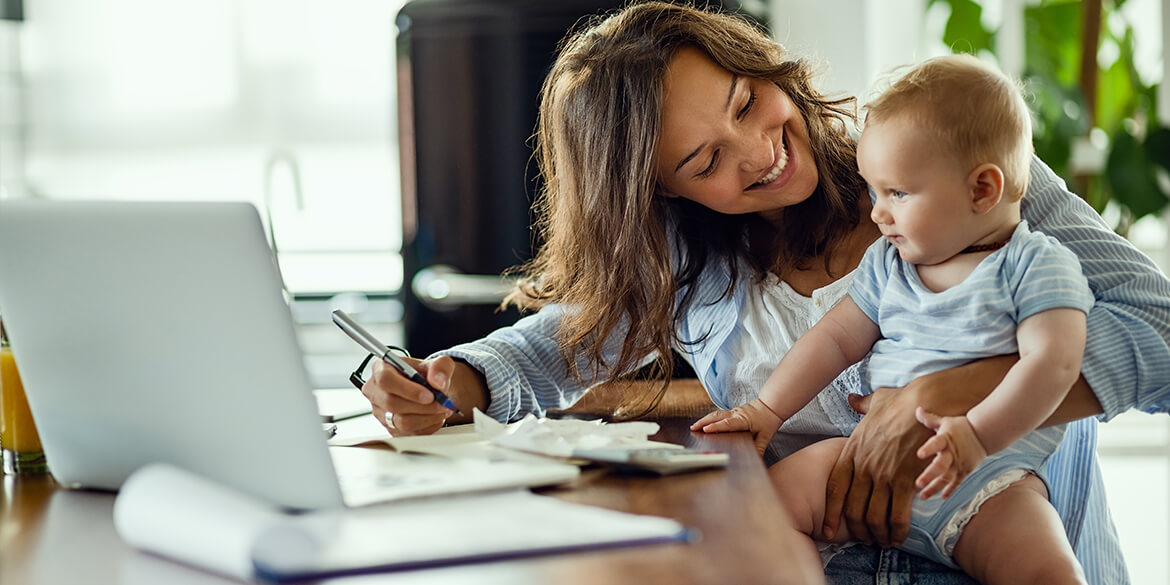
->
<box><xmin>362</xmin><ymin>3</ymin><xmax>1170</xmax><ymax>583</ymax></box>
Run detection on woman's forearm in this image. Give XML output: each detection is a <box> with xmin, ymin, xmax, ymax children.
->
<box><xmin>911</xmin><ymin>355</ymin><xmax>1014</xmax><ymax>415</ymax></box>
<box><xmin>910</xmin><ymin>354</ymin><xmax>1103</xmax><ymax>426</ymax></box>
<box><xmin>1045</xmin><ymin>375</ymin><xmax>1103</xmax><ymax>425</ymax></box>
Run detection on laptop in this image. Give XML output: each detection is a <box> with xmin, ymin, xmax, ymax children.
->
<box><xmin>0</xmin><ymin>200</ymin><xmax>577</xmax><ymax>510</ymax></box>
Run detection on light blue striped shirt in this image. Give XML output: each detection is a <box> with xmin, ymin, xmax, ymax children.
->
<box><xmin>439</xmin><ymin>157</ymin><xmax>1164</xmax><ymax>584</ymax></box>
<box><xmin>852</xmin><ymin>220</ymin><xmax>1095</xmax><ymax>390</ymax></box>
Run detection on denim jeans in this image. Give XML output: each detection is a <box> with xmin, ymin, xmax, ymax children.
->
<box><xmin>824</xmin><ymin>544</ymin><xmax>978</xmax><ymax>585</ymax></box>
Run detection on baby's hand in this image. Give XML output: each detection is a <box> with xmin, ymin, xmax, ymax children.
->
<box><xmin>690</xmin><ymin>399</ymin><xmax>782</xmax><ymax>456</ymax></box>
<box><xmin>913</xmin><ymin>408</ymin><xmax>988</xmax><ymax>499</ymax></box>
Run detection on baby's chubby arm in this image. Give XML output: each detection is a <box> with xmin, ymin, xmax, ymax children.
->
<box><xmin>915</xmin><ymin>307</ymin><xmax>1087</xmax><ymax>497</ymax></box>
<box><xmin>693</xmin><ymin>297</ymin><xmax>880</xmax><ymax>455</ymax></box>
<box><xmin>967</xmin><ymin>307</ymin><xmax>1087</xmax><ymax>450</ymax></box>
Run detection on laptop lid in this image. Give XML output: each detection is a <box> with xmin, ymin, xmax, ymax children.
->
<box><xmin>0</xmin><ymin>200</ymin><xmax>345</xmax><ymax>510</ymax></box>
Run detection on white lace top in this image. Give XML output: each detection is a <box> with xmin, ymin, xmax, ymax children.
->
<box><xmin>723</xmin><ymin>270</ymin><xmax>864</xmax><ymax>436</ymax></box>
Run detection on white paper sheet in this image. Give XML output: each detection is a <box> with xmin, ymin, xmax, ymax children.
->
<box><xmin>113</xmin><ymin>463</ymin><xmax>282</xmax><ymax>580</ymax></box>
<box><xmin>328</xmin><ymin>410</ymin><xmax>672</xmax><ymax>463</ymax></box>
<box><xmin>250</xmin><ymin>490</ymin><xmax>692</xmax><ymax>580</ymax></box>
<box><xmin>474</xmin><ymin>410</ymin><xmax>665</xmax><ymax>457</ymax></box>
<box><xmin>113</xmin><ymin>463</ymin><xmax>692</xmax><ymax>582</ymax></box>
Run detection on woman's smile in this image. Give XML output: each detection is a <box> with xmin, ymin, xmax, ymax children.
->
<box><xmin>749</xmin><ymin>131</ymin><xmax>792</xmax><ymax>189</ymax></box>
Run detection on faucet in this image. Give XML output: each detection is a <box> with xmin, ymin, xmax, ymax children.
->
<box><xmin>263</xmin><ymin>148</ymin><xmax>305</xmax><ymax>301</ymax></box>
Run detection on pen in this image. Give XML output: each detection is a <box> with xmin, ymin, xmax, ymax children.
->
<box><xmin>331</xmin><ymin>309</ymin><xmax>461</xmax><ymax>414</ymax></box>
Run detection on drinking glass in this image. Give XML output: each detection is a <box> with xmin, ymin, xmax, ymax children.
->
<box><xmin>0</xmin><ymin>316</ymin><xmax>48</xmax><ymax>474</ymax></box>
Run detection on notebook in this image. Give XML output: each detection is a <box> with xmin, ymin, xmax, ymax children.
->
<box><xmin>114</xmin><ymin>463</ymin><xmax>691</xmax><ymax>581</ymax></box>
<box><xmin>0</xmin><ymin>200</ymin><xmax>577</xmax><ymax>510</ymax></box>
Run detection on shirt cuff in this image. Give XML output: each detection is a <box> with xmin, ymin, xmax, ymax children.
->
<box><xmin>1080</xmin><ymin>305</ymin><xmax>1169</xmax><ymax>420</ymax></box>
<box><xmin>434</xmin><ymin>344</ymin><xmax>527</xmax><ymax>423</ymax></box>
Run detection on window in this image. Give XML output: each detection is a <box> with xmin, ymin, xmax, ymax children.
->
<box><xmin>12</xmin><ymin>0</ymin><xmax>408</xmax><ymax>295</ymax></box>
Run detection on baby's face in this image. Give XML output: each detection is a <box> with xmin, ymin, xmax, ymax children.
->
<box><xmin>857</xmin><ymin>119</ymin><xmax>979</xmax><ymax>266</ymax></box>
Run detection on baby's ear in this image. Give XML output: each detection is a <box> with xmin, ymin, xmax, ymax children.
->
<box><xmin>968</xmin><ymin>164</ymin><xmax>1004</xmax><ymax>214</ymax></box>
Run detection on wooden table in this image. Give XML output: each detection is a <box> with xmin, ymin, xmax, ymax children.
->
<box><xmin>0</xmin><ymin>382</ymin><xmax>823</xmax><ymax>585</ymax></box>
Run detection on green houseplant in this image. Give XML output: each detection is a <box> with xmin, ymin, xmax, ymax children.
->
<box><xmin>931</xmin><ymin>0</ymin><xmax>1170</xmax><ymax>235</ymax></box>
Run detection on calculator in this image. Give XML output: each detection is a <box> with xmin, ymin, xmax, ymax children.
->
<box><xmin>571</xmin><ymin>447</ymin><xmax>730</xmax><ymax>475</ymax></box>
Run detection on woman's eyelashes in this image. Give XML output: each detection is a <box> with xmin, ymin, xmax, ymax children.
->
<box><xmin>696</xmin><ymin>90</ymin><xmax>757</xmax><ymax>179</ymax></box>
<box><xmin>737</xmin><ymin>90</ymin><xmax>757</xmax><ymax>119</ymax></box>
<box><xmin>698</xmin><ymin>151</ymin><xmax>719</xmax><ymax>177</ymax></box>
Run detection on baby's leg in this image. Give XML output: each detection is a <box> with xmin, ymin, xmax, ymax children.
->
<box><xmin>767</xmin><ymin>437</ymin><xmax>851</xmax><ymax>544</ymax></box>
<box><xmin>951</xmin><ymin>474</ymin><xmax>1086</xmax><ymax>585</ymax></box>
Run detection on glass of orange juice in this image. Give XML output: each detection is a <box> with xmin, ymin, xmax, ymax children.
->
<box><xmin>1</xmin><ymin>316</ymin><xmax>49</xmax><ymax>474</ymax></box>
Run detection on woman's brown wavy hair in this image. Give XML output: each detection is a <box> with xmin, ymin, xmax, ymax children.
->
<box><xmin>506</xmin><ymin>1</ymin><xmax>865</xmax><ymax>406</ymax></box>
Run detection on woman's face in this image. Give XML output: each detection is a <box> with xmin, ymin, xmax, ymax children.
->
<box><xmin>655</xmin><ymin>47</ymin><xmax>819</xmax><ymax>223</ymax></box>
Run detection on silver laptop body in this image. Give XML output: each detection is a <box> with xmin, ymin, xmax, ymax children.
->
<box><xmin>0</xmin><ymin>200</ymin><xmax>575</xmax><ymax>510</ymax></box>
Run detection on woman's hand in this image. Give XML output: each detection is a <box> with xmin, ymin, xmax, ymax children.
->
<box><xmin>691</xmin><ymin>399</ymin><xmax>783</xmax><ymax>456</ymax></box>
<box><xmin>361</xmin><ymin>355</ymin><xmax>489</xmax><ymax>436</ymax></box>
<box><xmin>820</xmin><ymin>387</ymin><xmax>931</xmax><ymax>547</ymax></box>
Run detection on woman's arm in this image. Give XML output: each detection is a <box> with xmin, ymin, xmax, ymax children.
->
<box><xmin>364</xmin><ymin>302</ymin><xmax>657</xmax><ymax>435</ymax></box>
<box><xmin>1023</xmin><ymin>156</ymin><xmax>1170</xmax><ymax>417</ymax></box>
<box><xmin>819</xmin><ymin>357</ymin><xmax>997</xmax><ymax>546</ymax></box>
<box><xmin>437</xmin><ymin>303</ymin><xmax>657</xmax><ymax>423</ymax></box>
<box><xmin>893</xmin><ymin>354</ymin><xmax>1103</xmax><ymax>425</ymax></box>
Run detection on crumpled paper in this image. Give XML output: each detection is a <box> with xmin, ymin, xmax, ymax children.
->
<box><xmin>473</xmin><ymin>410</ymin><xmax>661</xmax><ymax>458</ymax></box>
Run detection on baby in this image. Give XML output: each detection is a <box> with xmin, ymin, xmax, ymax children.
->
<box><xmin>695</xmin><ymin>54</ymin><xmax>1091</xmax><ymax>584</ymax></box>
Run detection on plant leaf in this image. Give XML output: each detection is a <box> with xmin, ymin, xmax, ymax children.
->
<box><xmin>1145</xmin><ymin>126</ymin><xmax>1170</xmax><ymax>173</ymax></box>
<box><xmin>1026</xmin><ymin>73</ymin><xmax>1088</xmax><ymax>190</ymax></box>
<box><xmin>1106</xmin><ymin>128</ymin><xmax>1169</xmax><ymax>220</ymax></box>
<box><xmin>1097</xmin><ymin>58</ymin><xmax>1137</xmax><ymax>135</ymax></box>
<box><xmin>939</xmin><ymin>0</ymin><xmax>994</xmax><ymax>54</ymax></box>
<box><xmin>1025</xmin><ymin>1</ymin><xmax>1083</xmax><ymax>86</ymax></box>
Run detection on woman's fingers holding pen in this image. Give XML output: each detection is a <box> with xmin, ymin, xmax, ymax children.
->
<box><xmin>368</xmin><ymin>355</ymin><xmax>447</xmax><ymax>405</ymax></box>
<box><xmin>362</xmin><ymin>356</ymin><xmax>454</xmax><ymax>436</ymax></box>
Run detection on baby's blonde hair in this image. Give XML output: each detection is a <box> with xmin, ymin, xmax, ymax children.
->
<box><xmin>865</xmin><ymin>54</ymin><xmax>1033</xmax><ymax>201</ymax></box>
